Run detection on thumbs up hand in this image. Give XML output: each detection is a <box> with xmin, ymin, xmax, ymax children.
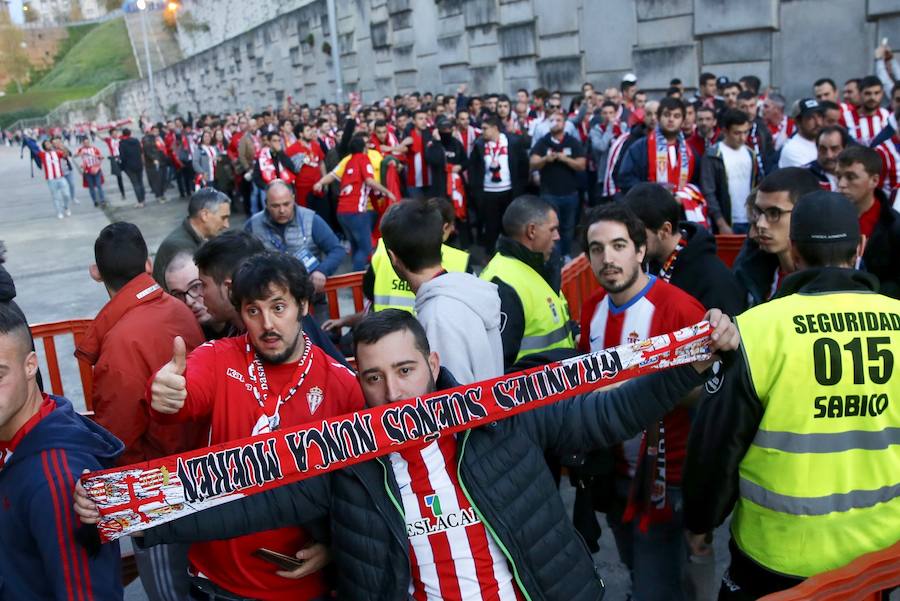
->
<box><xmin>150</xmin><ymin>336</ymin><xmax>188</xmax><ymax>414</ymax></box>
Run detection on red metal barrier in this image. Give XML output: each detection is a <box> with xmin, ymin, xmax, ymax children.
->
<box><xmin>323</xmin><ymin>271</ymin><xmax>366</xmax><ymax>320</ymax></box>
<box><xmin>760</xmin><ymin>541</ymin><xmax>900</xmax><ymax>601</ymax></box>
<box><xmin>560</xmin><ymin>254</ymin><xmax>599</xmax><ymax>320</ymax></box>
<box><xmin>29</xmin><ymin>319</ymin><xmax>95</xmax><ymax>412</ymax></box>
<box><xmin>716</xmin><ymin>234</ymin><xmax>746</xmax><ymax>268</ymax></box>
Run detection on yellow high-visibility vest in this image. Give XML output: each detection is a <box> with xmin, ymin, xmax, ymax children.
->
<box><xmin>371</xmin><ymin>239</ymin><xmax>469</xmax><ymax>313</ymax></box>
<box><xmin>733</xmin><ymin>291</ymin><xmax>900</xmax><ymax>577</ymax></box>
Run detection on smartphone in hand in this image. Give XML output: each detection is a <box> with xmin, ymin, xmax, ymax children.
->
<box><xmin>252</xmin><ymin>548</ymin><xmax>305</xmax><ymax>571</ymax></box>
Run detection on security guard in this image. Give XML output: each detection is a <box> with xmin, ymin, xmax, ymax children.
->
<box><xmin>481</xmin><ymin>195</ymin><xmax>575</xmax><ymax>368</ymax></box>
<box><xmin>683</xmin><ymin>191</ymin><xmax>900</xmax><ymax>600</ymax></box>
<box><xmin>369</xmin><ymin>198</ymin><xmax>469</xmax><ymax>312</ymax></box>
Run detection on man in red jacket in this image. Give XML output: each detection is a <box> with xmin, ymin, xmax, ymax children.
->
<box><xmin>149</xmin><ymin>251</ymin><xmax>365</xmax><ymax>601</ymax></box>
<box><xmin>75</xmin><ymin>222</ymin><xmax>206</xmax><ymax>601</ymax></box>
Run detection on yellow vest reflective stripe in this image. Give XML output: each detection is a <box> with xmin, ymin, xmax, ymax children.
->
<box><xmin>480</xmin><ymin>253</ymin><xmax>574</xmax><ymax>362</ymax></box>
<box><xmin>371</xmin><ymin>239</ymin><xmax>470</xmax><ymax>313</ymax></box>
<box><xmin>733</xmin><ymin>291</ymin><xmax>900</xmax><ymax>577</ymax></box>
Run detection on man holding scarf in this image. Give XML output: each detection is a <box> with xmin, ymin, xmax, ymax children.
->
<box><xmin>617</xmin><ymin>97</ymin><xmax>698</xmax><ymax>194</ymax></box>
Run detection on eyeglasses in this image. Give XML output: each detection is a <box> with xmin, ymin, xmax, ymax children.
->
<box><xmin>547</xmin><ymin>103</ymin><xmax>561</xmax><ymax>109</ymax></box>
<box><xmin>170</xmin><ymin>280</ymin><xmax>203</xmax><ymax>303</ymax></box>
<box><xmin>751</xmin><ymin>204</ymin><xmax>793</xmax><ymax>224</ymax></box>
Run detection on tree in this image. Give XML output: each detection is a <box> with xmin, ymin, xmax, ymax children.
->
<box><xmin>0</xmin><ymin>11</ymin><xmax>30</xmax><ymax>93</ymax></box>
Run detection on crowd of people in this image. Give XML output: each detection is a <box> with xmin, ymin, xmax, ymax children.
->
<box><xmin>0</xmin><ymin>42</ymin><xmax>899</xmax><ymax>601</ymax></box>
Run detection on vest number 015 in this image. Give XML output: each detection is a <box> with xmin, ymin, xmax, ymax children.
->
<box><xmin>812</xmin><ymin>336</ymin><xmax>894</xmax><ymax>386</ymax></box>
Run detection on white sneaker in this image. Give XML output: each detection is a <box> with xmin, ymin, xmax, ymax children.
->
<box><xmin>65</xmin><ymin>209</ymin><xmax>72</xmax><ymax>217</ymax></box>
<box><xmin>57</xmin><ymin>213</ymin><xmax>64</xmax><ymax>219</ymax></box>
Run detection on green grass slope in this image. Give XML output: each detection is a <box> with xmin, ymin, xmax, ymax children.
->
<box><xmin>0</xmin><ymin>17</ymin><xmax>139</xmax><ymax>127</ymax></box>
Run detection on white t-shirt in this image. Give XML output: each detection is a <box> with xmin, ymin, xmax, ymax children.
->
<box><xmin>778</xmin><ymin>135</ymin><xmax>817</xmax><ymax>169</ymax></box>
<box><xmin>720</xmin><ymin>143</ymin><xmax>753</xmax><ymax>225</ymax></box>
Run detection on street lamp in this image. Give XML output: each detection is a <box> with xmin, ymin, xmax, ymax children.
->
<box><xmin>135</xmin><ymin>0</ymin><xmax>156</xmax><ymax>117</ymax></box>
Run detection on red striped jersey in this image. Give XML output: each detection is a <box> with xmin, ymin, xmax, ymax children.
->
<box><xmin>875</xmin><ymin>135</ymin><xmax>900</xmax><ymax>197</ymax></box>
<box><xmin>76</xmin><ymin>146</ymin><xmax>103</xmax><ymax>175</ymax></box>
<box><xmin>767</xmin><ymin>115</ymin><xmax>795</xmax><ymax>151</ymax></box>
<box><xmin>39</xmin><ymin>150</ymin><xmax>65</xmax><ymax>180</ymax></box>
<box><xmin>578</xmin><ymin>276</ymin><xmax>705</xmax><ymax>482</ymax></box>
<box><xmin>389</xmin><ymin>436</ymin><xmax>524</xmax><ymax>601</ymax></box>
<box><xmin>847</xmin><ymin>107</ymin><xmax>891</xmax><ymax>146</ymax></box>
<box><xmin>335</xmin><ymin>152</ymin><xmax>374</xmax><ymax>214</ymax></box>
<box><xmin>405</xmin><ymin>127</ymin><xmax>431</xmax><ymax>188</ymax></box>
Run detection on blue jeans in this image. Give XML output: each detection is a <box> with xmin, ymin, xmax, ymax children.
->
<box><xmin>47</xmin><ymin>178</ymin><xmax>71</xmax><ymax>215</ymax></box>
<box><xmin>337</xmin><ymin>211</ymin><xmax>375</xmax><ymax>270</ymax></box>
<box><xmin>64</xmin><ymin>170</ymin><xmax>77</xmax><ymax>202</ymax></box>
<box><xmin>543</xmin><ymin>193</ymin><xmax>580</xmax><ymax>256</ymax></box>
<box><xmin>731</xmin><ymin>222</ymin><xmax>750</xmax><ymax>235</ymax></box>
<box><xmin>250</xmin><ymin>182</ymin><xmax>266</xmax><ymax>215</ymax></box>
<box><xmin>85</xmin><ymin>172</ymin><xmax>106</xmax><ymax>205</ymax></box>
<box><xmin>609</xmin><ymin>481</ymin><xmax>688</xmax><ymax>601</ymax></box>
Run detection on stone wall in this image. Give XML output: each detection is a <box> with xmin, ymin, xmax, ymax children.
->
<box><xmin>116</xmin><ymin>0</ymin><xmax>900</xmax><ymax>119</ymax></box>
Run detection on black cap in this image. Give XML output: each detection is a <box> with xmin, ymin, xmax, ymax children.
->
<box><xmin>790</xmin><ymin>191</ymin><xmax>860</xmax><ymax>244</ymax></box>
<box><xmin>793</xmin><ymin>98</ymin><xmax>823</xmax><ymax>119</ymax></box>
<box><xmin>435</xmin><ymin>115</ymin><xmax>453</xmax><ymax>131</ymax></box>
<box><xmin>716</xmin><ymin>75</ymin><xmax>729</xmax><ymax>87</ymax></box>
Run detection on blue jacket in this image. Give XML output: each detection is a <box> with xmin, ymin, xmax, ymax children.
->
<box><xmin>0</xmin><ymin>395</ymin><xmax>124</xmax><ymax>601</ymax></box>
<box><xmin>617</xmin><ymin>135</ymin><xmax>699</xmax><ymax>193</ymax></box>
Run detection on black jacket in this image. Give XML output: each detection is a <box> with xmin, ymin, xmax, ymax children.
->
<box><xmin>650</xmin><ymin>222</ymin><xmax>747</xmax><ymax>316</ymax></box>
<box><xmin>488</xmin><ymin>236</ymin><xmax>566</xmax><ymax>369</ymax></box>
<box><xmin>683</xmin><ymin>268</ymin><xmax>880</xmax><ymax>577</ymax></box>
<box><xmin>863</xmin><ymin>190</ymin><xmax>900</xmax><ymax>299</ymax></box>
<box><xmin>749</xmin><ymin>118</ymin><xmax>776</xmax><ymax>175</ymax></box>
<box><xmin>732</xmin><ymin>237</ymin><xmax>779</xmax><ymax>307</ymax></box>
<box><xmin>469</xmin><ymin>133</ymin><xmax>529</xmax><ymax>199</ymax></box>
<box><xmin>805</xmin><ymin>159</ymin><xmax>835</xmax><ymax>189</ymax></box>
<box><xmin>425</xmin><ymin>133</ymin><xmax>468</xmax><ymax>199</ymax></box>
<box><xmin>699</xmin><ymin>143</ymin><xmax>759</xmax><ymax>228</ymax></box>
<box><xmin>145</xmin><ymin>364</ymin><xmax>705</xmax><ymax>601</ymax></box>
<box><xmin>118</xmin><ymin>136</ymin><xmax>143</xmax><ymax>173</ymax></box>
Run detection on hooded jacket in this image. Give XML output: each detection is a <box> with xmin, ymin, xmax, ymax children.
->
<box><xmin>0</xmin><ymin>394</ymin><xmax>123</xmax><ymax>601</ymax></box>
<box><xmin>650</xmin><ymin>222</ymin><xmax>748</xmax><ymax>316</ymax></box>
<box><xmin>75</xmin><ymin>273</ymin><xmax>206</xmax><ymax>466</ymax></box>
<box><xmin>415</xmin><ymin>272</ymin><xmax>504</xmax><ymax>384</ymax></box>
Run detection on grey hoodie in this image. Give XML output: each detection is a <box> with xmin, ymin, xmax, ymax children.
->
<box><xmin>415</xmin><ymin>272</ymin><xmax>504</xmax><ymax>384</ymax></box>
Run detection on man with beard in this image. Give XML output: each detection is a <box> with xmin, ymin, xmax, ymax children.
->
<box><xmin>79</xmin><ymin>309</ymin><xmax>739</xmax><ymax>601</ymax></box>
<box><xmin>778</xmin><ymin>99</ymin><xmax>824</xmax><ymax>169</ymax></box>
<box><xmin>148</xmin><ymin>251</ymin><xmax>365</xmax><ymax>601</ymax></box>
<box><xmin>806</xmin><ymin>126</ymin><xmax>849</xmax><ymax>191</ymax></box>
<box><xmin>845</xmin><ymin>75</ymin><xmax>890</xmax><ymax>145</ymax></box>
<box><xmin>686</xmin><ymin>106</ymin><xmax>720</xmax><ymax>163</ymax></box>
<box><xmin>618</xmin><ymin>97</ymin><xmax>697</xmax><ymax>194</ymax></box>
<box><xmin>577</xmin><ymin>203</ymin><xmax>708</xmax><ymax>601</ymax></box>
<box><xmin>623</xmin><ymin>183</ymin><xmax>746</xmax><ymax>315</ymax></box>
<box><xmin>738</xmin><ymin>90</ymin><xmax>776</xmax><ymax>176</ymax></box>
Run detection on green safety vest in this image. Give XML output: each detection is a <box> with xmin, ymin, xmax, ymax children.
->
<box><xmin>480</xmin><ymin>253</ymin><xmax>574</xmax><ymax>363</ymax></box>
<box><xmin>371</xmin><ymin>239</ymin><xmax>470</xmax><ymax>313</ymax></box>
<box><xmin>733</xmin><ymin>291</ymin><xmax>900</xmax><ymax>577</ymax></box>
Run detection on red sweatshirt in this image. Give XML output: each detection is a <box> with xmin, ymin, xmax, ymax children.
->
<box><xmin>150</xmin><ymin>334</ymin><xmax>366</xmax><ymax>600</ymax></box>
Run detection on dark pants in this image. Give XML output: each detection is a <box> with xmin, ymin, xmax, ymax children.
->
<box><xmin>125</xmin><ymin>169</ymin><xmax>146</xmax><ymax>204</ymax></box>
<box><xmin>176</xmin><ymin>165</ymin><xmax>195</xmax><ymax>198</ymax></box>
<box><xmin>719</xmin><ymin>539</ymin><xmax>803</xmax><ymax>600</ymax></box>
<box><xmin>147</xmin><ymin>161</ymin><xmax>166</xmax><ymax>199</ymax></box>
<box><xmin>542</xmin><ymin>192</ymin><xmax>580</xmax><ymax>257</ymax></box>
<box><xmin>109</xmin><ymin>157</ymin><xmax>126</xmax><ymax>197</ymax></box>
<box><xmin>479</xmin><ymin>189</ymin><xmax>513</xmax><ymax>254</ymax></box>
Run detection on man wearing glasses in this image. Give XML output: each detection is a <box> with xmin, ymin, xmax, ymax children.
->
<box><xmin>529</xmin><ymin>98</ymin><xmax>578</xmax><ymax>149</ymax></box>
<box><xmin>164</xmin><ymin>251</ymin><xmax>227</xmax><ymax>340</ymax></box>
<box><xmin>733</xmin><ymin>168</ymin><xmax>822</xmax><ymax>306</ymax></box>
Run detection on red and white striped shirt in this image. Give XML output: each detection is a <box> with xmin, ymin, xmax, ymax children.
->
<box><xmin>767</xmin><ymin>115</ymin><xmax>795</xmax><ymax>151</ymax></box>
<box><xmin>602</xmin><ymin>133</ymin><xmax>630</xmax><ymax>196</ymax></box>
<box><xmin>847</xmin><ymin>107</ymin><xmax>891</xmax><ymax>146</ymax></box>
<box><xmin>389</xmin><ymin>436</ymin><xmax>523</xmax><ymax>601</ymax></box>
<box><xmin>76</xmin><ymin>146</ymin><xmax>103</xmax><ymax>175</ymax></box>
<box><xmin>39</xmin><ymin>150</ymin><xmax>65</xmax><ymax>180</ymax></box>
<box><xmin>578</xmin><ymin>277</ymin><xmax>704</xmax><ymax>481</ymax></box>
<box><xmin>875</xmin><ymin>135</ymin><xmax>900</xmax><ymax>197</ymax></box>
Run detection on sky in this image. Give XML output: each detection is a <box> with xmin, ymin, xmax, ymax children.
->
<box><xmin>8</xmin><ymin>0</ymin><xmax>25</xmax><ymax>25</ymax></box>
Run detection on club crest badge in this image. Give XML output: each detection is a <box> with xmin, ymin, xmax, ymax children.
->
<box><xmin>307</xmin><ymin>386</ymin><xmax>324</xmax><ymax>415</ymax></box>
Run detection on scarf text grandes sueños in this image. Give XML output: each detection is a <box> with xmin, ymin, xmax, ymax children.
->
<box><xmin>82</xmin><ymin>322</ymin><xmax>712</xmax><ymax>543</ymax></box>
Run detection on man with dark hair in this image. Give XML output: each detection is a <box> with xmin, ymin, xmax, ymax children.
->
<box><xmin>85</xmin><ymin>307</ymin><xmax>739</xmax><ymax>601</ymax></box>
<box><xmin>807</xmin><ymin>125</ymin><xmax>849</xmax><ymax>191</ymax></box>
<box><xmin>733</xmin><ymin>168</ymin><xmax>822</xmax><ymax>305</ymax></box>
<box><xmin>835</xmin><ymin>146</ymin><xmax>900</xmax><ymax>297</ymax></box>
<box><xmin>76</xmin><ymin>221</ymin><xmax>205</xmax><ymax>601</ymax></box>
<box><xmin>401</xmin><ymin>108</ymin><xmax>434</xmax><ymax>197</ymax></box>
<box><xmin>152</xmin><ymin>187</ymin><xmax>232</xmax><ymax>287</ymax></box>
<box><xmin>843</xmin><ymin>77</ymin><xmax>862</xmax><ymax>108</ymax></box>
<box><xmin>469</xmin><ymin>115</ymin><xmax>528</xmax><ymax>252</ymax></box>
<box><xmin>846</xmin><ymin>75</ymin><xmax>890</xmax><ymax>145</ymax></box>
<box><xmin>577</xmin><ymin>203</ymin><xmax>709</xmax><ymax>600</ymax></box>
<box><xmin>818</xmin><ymin>99</ymin><xmax>843</xmax><ymax>127</ymax></box>
<box><xmin>618</xmin><ymin>97</ymin><xmax>697</xmax><ymax>193</ymax></box>
<box><xmin>118</xmin><ymin>127</ymin><xmax>146</xmax><ymax>206</ymax></box>
<box><xmin>738</xmin><ymin>75</ymin><xmax>761</xmax><ymax>96</ymax></box>
<box><xmin>701</xmin><ymin>109</ymin><xmax>758</xmax><ymax>234</ymax></box>
<box><xmin>721</xmin><ymin>81</ymin><xmax>742</xmax><ymax>110</ymax></box>
<box><xmin>142</xmin><ymin>123</ymin><xmax>169</xmax><ymax>203</ymax></box>
<box><xmin>245</xmin><ymin>180</ymin><xmax>345</xmax><ymax>320</ymax></box>
<box><xmin>737</xmin><ymin>90</ymin><xmax>775</xmax><ymax>175</ymax></box>
<box><xmin>623</xmin><ymin>183</ymin><xmax>745</xmax><ymax>315</ymax></box>
<box><xmin>685</xmin><ymin>191</ymin><xmax>900</xmax><ymax>600</ymax></box>
<box><xmin>0</xmin><ymin>303</ymin><xmax>124</xmax><ymax>601</ymax></box>
<box><xmin>481</xmin><ymin>195</ymin><xmax>574</xmax><ymax>368</ymax></box>
<box><xmin>695</xmin><ymin>72</ymin><xmax>725</xmax><ymax>112</ymax></box>
<box><xmin>530</xmin><ymin>109</ymin><xmax>587</xmax><ymax>257</ymax></box>
<box><xmin>149</xmin><ymin>250</ymin><xmax>365</xmax><ymax>601</ymax></box>
<box><xmin>380</xmin><ymin>200</ymin><xmax>503</xmax><ymax>383</ymax></box>
<box><xmin>686</xmin><ymin>105</ymin><xmax>719</xmax><ymax>160</ymax></box>
<box><xmin>778</xmin><ymin>98</ymin><xmax>824</xmax><ymax>168</ymax></box>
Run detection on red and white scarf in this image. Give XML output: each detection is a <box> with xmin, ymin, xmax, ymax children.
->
<box><xmin>647</xmin><ymin>127</ymin><xmax>693</xmax><ymax>190</ymax></box>
<box><xmin>673</xmin><ymin>184</ymin><xmax>711</xmax><ymax>230</ymax></box>
<box><xmin>602</xmin><ymin>133</ymin><xmax>630</xmax><ymax>196</ymax></box>
<box><xmin>453</xmin><ymin>125</ymin><xmax>479</xmax><ymax>157</ymax></box>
